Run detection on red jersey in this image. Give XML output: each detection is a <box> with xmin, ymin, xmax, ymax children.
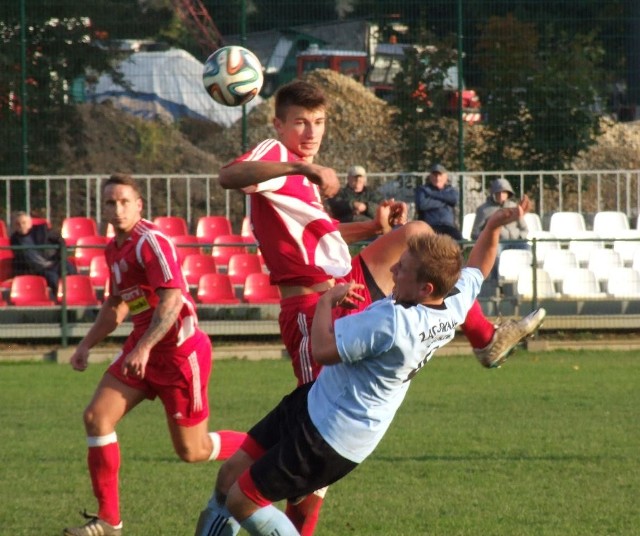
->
<box><xmin>105</xmin><ymin>219</ymin><xmax>199</xmax><ymax>349</ymax></box>
<box><xmin>231</xmin><ymin>139</ymin><xmax>352</xmax><ymax>287</ymax></box>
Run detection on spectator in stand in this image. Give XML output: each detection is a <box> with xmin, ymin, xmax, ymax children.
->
<box><xmin>471</xmin><ymin>178</ymin><xmax>529</xmax><ymax>280</ymax></box>
<box><xmin>325</xmin><ymin>165</ymin><xmax>381</xmax><ymax>223</ymax></box>
<box><xmin>414</xmin><ymin>164</ymin><xmax>462</xmax><ymax>240</ymax></box>
<box><xmin>10</xmin><ymin>211</ymin><xmax>77</xmax><ymax>293</ymax></box>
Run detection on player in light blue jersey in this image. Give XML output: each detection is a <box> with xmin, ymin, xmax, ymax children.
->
<box><xmin>195</xmin><ymin>196</ymin><xmax>543</xmax><ymax>536</ymax></box>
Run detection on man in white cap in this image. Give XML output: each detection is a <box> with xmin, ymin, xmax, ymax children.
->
<box><xmin>325</xmin><ymin>165</ymin><xmax>382</xmax><ymax>223</ymax></box>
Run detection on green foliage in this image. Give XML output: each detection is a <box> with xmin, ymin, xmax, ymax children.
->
<box><xmin>1</xmin><ymin>352</ymin><xmax>639</xmax><ymax>534</ymax></box>
<box><xmin>474</xmin><ymin>15</ymin><xmax>604</xmax><ymax>171</ymax></box>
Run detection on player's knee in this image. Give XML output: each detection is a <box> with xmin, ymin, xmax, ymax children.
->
<box><xmin>175</xmin><ymin>443</ymin><xmax>207</xmax><ymax>463</ymax></box>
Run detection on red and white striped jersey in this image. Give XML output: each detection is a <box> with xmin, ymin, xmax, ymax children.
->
<box><xmin>105</xmin><ymin>219</ymin><xmax>198</xmax><ymax>348</ymax></box>
<box><xmin>230</xmin><ymin>139</ymin><xmax>352</xmax><ymax>287</ymax></box>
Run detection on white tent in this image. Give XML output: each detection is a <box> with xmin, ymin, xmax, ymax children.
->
<box><xmin>90</xmin><ymin>48</ymin><xmax>262</xmax><ymax>127</ymax></box>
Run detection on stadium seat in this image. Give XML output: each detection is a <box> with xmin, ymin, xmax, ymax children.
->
<box><xmin>498</xmin><ymin>249</ymin><xmax>533</xmax><ymax>283</ymax></box>
<box><xmin>542</xmin><ymin>249</ymin><xmax>579</xmax><ymax>285</ymax></box>
<box><xmin>196</xmin><ymin>273</ymin><xmax>240</xmax><ymax>304</ymax></box>
<box><xmin>89</xmin><ymin>255</ymin><xmax>110</xmax><ymax>290</ymax></box>
<box><xmin>57</xmin><ymin>274</ymin><xmax>100</xmax><ymax>306</ymax></box>
<box><xmin>613</xmin><ymin>233</ymin><xmax>640</xmax><ymax>266</ymax></box>
<box><xmin>560</xmin><ymin>268</ymin><xmax>607</xmax><ymax>298</ymax></box>
<box><xmin>527</xmin><ymin>231</ymin><xmax>561</xmax><ymax>265</ymax></box>
<box><xmin>548</xmin><ymin>211</ymin><xmax>587</xmax><ymax>240</ymax></box>
<box><xmin>242</xmin><ymin>272</ymin><xmax>280</xmax><ymax>304</ymax></box>
<box><xmin>523</xmin><ymin>212</ymin><xmax>543</xmax><ymax>233</ymax></box>
<box><xmin>606</xmin><ymin>267</ymin><xmax>640</xmax><ymax>298</ymax></box>
<box><xmin>240</xmin><ymin>216</ymin><xmax>257</xmax><ymax>243</ymax></box>
<box><xmin>9</xmin><ymin>275</ymin><xmax>55</xmax><ymax>306</ymax></box>
<box><xmin>182</xmin><ymin>254</ymin><xmax>218</xmax><ymax>287</ymax></box>
<box><xmin>30</xmin><ymin>217</ymin><xmax>51</xmax><ymax>228</ymax></box>
<box><xmin>587</xmin><ymin>249</ymin><xmax>623</xmax><ymax>284</ymax></box>
<box><xmin>461</xmin><ymin>213</ymin><xmax>475</xmax><ymax>240</ymax></box>
<box><xmin>153</xmin><ymin>216</ymin><xmax>189</xmax><ymax>237</ymax></box>
<box><xmin>61</xmin><ymin>216</ymin><xmax>99</xmax><ymax>247</ymax></box>
<box><xmin>0</xmin><ymin>237</ymin><xmax>14</xmax><ymax>288</ymax></box>
<box><xmin>516</xmin><ymin>267</ymin><xmax>559</xmax><ymax>299</ymax></box>
<box><xmin>227</xmin><ymin>253</ymin><xmax>263</xmax><ymax>286</ymax></box>
<box><xmin>170</xmin><ymin>235</ymin><xmax>201</xmax><ymax>264</ymax></box>
<box><xmin>568</xmin><ymin>236</ymin><xmax>605</xmax><ymax>267</ymax></box>
<box><xmin>195</xmin><ymin>215</ymin><xmax>233</xmax><ymax>245</ymax></box>
<box><xmin>212</xmin><ymin>234</ymin><xmax>247</xmax><ymax>268</ymax></box>
<box><xmin>73</xmin><ymin>235</ymin><xmax>109</xmax><ymax>271</ymax></box>
<box><xmin>593</xmin><ymin>211</ymin><xmax>630</xmax><ymax>239</ymax></box>
<box><xmin>0</xmin><ymin>220</ymin><xmax>8</xmax><ymax>239</ymax></box>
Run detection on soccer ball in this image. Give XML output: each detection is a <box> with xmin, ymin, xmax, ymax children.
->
<box><xmin>202</xmin><ymin>46</ymin><xmax>264</xmax><ymax>107</ymax></box>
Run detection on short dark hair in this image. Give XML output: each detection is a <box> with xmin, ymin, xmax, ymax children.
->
<box><xmin>103</xmin><ymin>173</ymin><xmax>142</xmax><ymax>199</ymax></box>
<box><xmin>275</xmin><ymin>80</ymin><xmax>327</xmax><ymax>120</ymax></box>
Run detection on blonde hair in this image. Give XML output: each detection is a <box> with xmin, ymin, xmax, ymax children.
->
<box><xmin>407</xmin><ymin>233</ymin><xmax>463</xmax><ymax>298</ymax></box>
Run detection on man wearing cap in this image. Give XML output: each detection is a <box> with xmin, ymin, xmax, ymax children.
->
<box><xmin>325</xmin><ymin>165</ymin><xmax>381</xmax><ymax>223</ymax></box>
<box><xmin>414</xmin><ymin>164</ymin><xmax>463</xmax><ymax>240</ymax></box>
<box><xmin>472</xmin><ymin>178</ymin><xmax>529</xmax><ymax>279</ymax></box>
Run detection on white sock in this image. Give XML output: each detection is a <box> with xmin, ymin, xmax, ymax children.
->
<box><xmin>240</xmin><ymin>505</ymin><xmax>299</xmax><ymax>536</ymax></box>
<box><xmin>208</xmin><ymin>432</ymin><xmax>221</xmax><ymax>461</ymax></box>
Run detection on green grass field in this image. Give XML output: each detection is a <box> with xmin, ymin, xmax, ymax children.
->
<box><xmin>1</xmin><ymin>350</ymin><xmax>638</xmax><ymax>535</ymax></box>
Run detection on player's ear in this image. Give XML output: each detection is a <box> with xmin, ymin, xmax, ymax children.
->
<box><xmin>419</xmin><ymin>281</ymin><xmax>435</xmax><ymax>300</ymax></box>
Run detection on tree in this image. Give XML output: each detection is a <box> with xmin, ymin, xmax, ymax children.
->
<box><xmin>0</xmin><ymin>16</ymin><xmax>116</xmax><ymax>174</ymax></box>
<box><xmin>474</xmin><ymin>14</ymin><xmax>604</xmax><ymax>170</ymax></box>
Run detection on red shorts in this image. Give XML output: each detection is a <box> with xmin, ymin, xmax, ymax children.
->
<box><xmin>279</xmin><ymin>255</ymin><xmax>373</xmax><ymax>386</ymax></box>
<box><xmin>107</xmin><ymin>329</ymin><xmax>212</xmax><ymax>426</ymax></box>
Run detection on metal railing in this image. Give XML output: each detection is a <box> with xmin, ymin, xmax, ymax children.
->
<box><xmin>2</xmin><ymin>170</ymin><xmax>640</xmax><ymax>232</ymax></box>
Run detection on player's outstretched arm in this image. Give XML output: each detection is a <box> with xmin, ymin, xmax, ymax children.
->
<box><xmin>467</xmin><ymin>196</ymin><xmax>530</xmax><ymax>278</ymax></box>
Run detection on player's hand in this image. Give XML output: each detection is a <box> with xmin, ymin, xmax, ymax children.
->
<box><xmin>387</xmin><ymin>199</ymin><xmax>408</xmax><ymax>227</ymax></box>
<box><xmin>70</xmin><ymin>346</ymin><xmax>90</xmax><ymax>371</ymax></box>
<box><xmin>303</xmin><ymin>164</ymin><xmax>341</xmax><ymax>198</ymax></box>
<box><xmin>486</xmin><ymin>195</ymin><xmax>530</xmax><ymax>230</ymax></box>
<box><xmin>327</xmin><ymin>282</ymin><xmax>365</xmax><ymax>309</ymax></box>
<box><xmin>375</xmin><ymin>203</ymin><xmax>393</xmax><ymax>234</ymax></box>
<box><xmin>122</xmin><ymin>346</ymin><xmax>150</xmax><ymax>379</ymax></box>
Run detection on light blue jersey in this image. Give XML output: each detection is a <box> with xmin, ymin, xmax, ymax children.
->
<box><xmin>308</xmin><ymin>267</ymin><xmax>483</xmax><ymax>463</ymax></box>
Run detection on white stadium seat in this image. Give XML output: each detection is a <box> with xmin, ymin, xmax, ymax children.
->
<box><xmin>498</xmin><ymin>249</ymin><xmax>533</xmax><ymax>283</ymax></box>
<box><xmin>549</xmin><ymin>211</ymin><xmax>587</xmax><ymax>240</ymax></box>
<box><xmin>593</xmin><ymin>211</ymin><xmax>630</xmax><ymax>239</ymax></box>
<box><xmin>517</xmin><ymin>267</ymin><xmax>559</xmax><ymax>299</ymax></box>
<box><xmin>524</xmin><ymin>212</ymin><xmax>543</xmax><ymax>233</ymax></box>
<box><xmin>606</xmin><ymin>267</ymin><xmax>640</xmax><ymax>298</ymax></box>
<box><xmin>461</xmin><ymin>213</ymin><xmax>475</xmax><ymax>240</ymax></box>
<box><xmin>543</xmin><ymin>249</ymin><xmax>579</xmax><ymax>284</ymax></box>
<box><xmin>561</xmin><ymin>268</ymin><xmax>607</xmax><ymax>298</ymax></box>
<box><xmin>528</xmin><ymin>231</ymin><xmax>561</xmax><ymax>265</ymax></box>
<box><xmin>587</xmin><ymin>249</ymin><xmax>623</xmax><ymax>283</ymax></box>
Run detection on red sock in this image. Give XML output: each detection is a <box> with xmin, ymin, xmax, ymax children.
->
<box><xmin>285</xmin><ymin>494</ymin><xmax>324</xmax><ymax>536</ymax></box>
<box><xmin>212</xmin><ymin>430</ymin><xmax>247</xmax><ymax>460</ymax></box>
<box><xmin>460</xmin><ymin>300</ymin><xmax>495</xmax><ymax>349</ymax></box>
<box><xmin>87</xmin><ymin>437</ymin><xmax>120</xmax><ymax>526</ymax></box>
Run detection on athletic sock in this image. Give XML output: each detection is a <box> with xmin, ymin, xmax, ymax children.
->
<box><xmin>194</xmin><ymin>495</ymin><xmax>240</xmax><ymax>536</ymax></box>
<box><xmin>460</xmin><ymin>299</ymin><xmax>495</xmax><ymax>349</ymax></box>
<box><xmin>87</xmin><ymin>432</ymin><xmax>121</xmax><ymax>527</ymax></box>
<box><xmin>208</xmin><ymin>430</ymin><xmax>247</xmax><ymax>461</ymax></box>
<box><xmin>240</xmin><ymin>505</ymin><xmax>299</xmax><ymax>536</ymax></box>
<box><xmin>285</xmin><ymin>494</ymin><xmax>324</xmax><ymax>535</ymax></box>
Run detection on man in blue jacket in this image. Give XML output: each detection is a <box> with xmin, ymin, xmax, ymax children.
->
<box><xmin>414</xmin><ymin>163</ymin><xmax>462</xmax><ymax>240</ymax></box>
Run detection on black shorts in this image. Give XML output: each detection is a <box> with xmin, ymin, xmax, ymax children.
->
<box><xmin>247</xmin><ymin>382</ymin><xmax>358</xmax><ymax>502</ymax></box>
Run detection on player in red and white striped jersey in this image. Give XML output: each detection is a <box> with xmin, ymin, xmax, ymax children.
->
<box><xmin>198</xmin><ymin>80</ymin><xmax>543</xmax><ymax>536</ymax></box>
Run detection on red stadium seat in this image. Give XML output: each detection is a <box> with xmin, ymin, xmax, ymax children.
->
<box><xmin>227</xmin><ymin>253</ymin><xmax>263</xmax><ymax>286</ymax></box>
<box><xmin>170</xmin><ymin>235</ymin><xmax>201</xmax><ymax>264</ymax></box>
<box><xmin>153</xmin><ymin>216</ymin><xmax>189</xmax><ymax>237</ymax></box>
<box><xmin>196</xmin><ymin>215</ymin><xmax>233</xmax><ymax>245</ymax></box>
<box><xmin>240</xmin><ymin>216</ymin><xmax>256</xmax><ymax>244</ymax></box>
<box><xmin>182</xmin><ymin>254</ymin><xmax>217</xmax><ymax>287</ymax></box>
<box><xmin>212</xmin><ymin>234</ymin><xmax>247</xmax><ymax>268</ymax></box>
<box><xmin>89</xmin><ymin>255</ymin><xmax>110</xmax><ymax>289</ymax></box>
<box><xmin>58</xmin><ymin>274</ymin><xmax>100</xmax><ymax>306</ymax></box>
<box><xmin>30</xmin><ymin>217</ymin><xmax>51</xmax><ymax>228</ymax></box>
<box><xmin>242</xmin><ymin>272</ymin><xmax>280</xmax><ymax>304</ymax></box>
<box><xmin>73</xmin><ymin>235</ymin><xmax>109</xmax><ymax>271</ymax></box>
<box><xmin>197</xmin><ymin>273</ymin><xmax>240</xmax><ymax>304</ymax></box>
<box><xmin>9</xmin><ymin>275</ymin><xmax>55</xmax><ymax>306</ymax></box>
<box><xmin>0</xmin><ymin>220</ymin><xmax>8</xmax><ymax>238</ymax></box>
<box><xmin>0</xmin><ymin>237</ymin><xmax>13</xmax><ymax>287</ymax></box>
<box><xmin>61</xmin><ymin>217</ymin><xmax>98</xmax><ymax>247</ymax></box>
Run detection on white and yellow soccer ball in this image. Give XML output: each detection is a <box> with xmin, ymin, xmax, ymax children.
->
<box><xmin>202</xmin><ymin>45</ymin><xmax>264</xmax><ymax>107</ymax></box>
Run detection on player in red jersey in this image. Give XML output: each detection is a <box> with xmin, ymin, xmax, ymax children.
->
<box><xmin>63</xmin><ymin>173</ymin><xmax>245</xmax><ymax>536</ymax></box>
<box><xmin>195</xmin><ymin>81</ymin><xmax>545</xmax><ymax>536</ymax></box>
